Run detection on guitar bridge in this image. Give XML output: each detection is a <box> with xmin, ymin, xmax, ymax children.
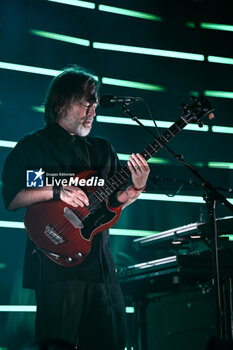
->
<box><xmin>44</xmin><ymin>224</ymin><xmax>66</xmax><ymax>245</ymax></box>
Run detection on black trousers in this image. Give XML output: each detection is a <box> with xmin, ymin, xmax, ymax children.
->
<box><xmin>35</xmin><ymin>280</ymin><xmax>127</xmax><ymax>350</ymax></box>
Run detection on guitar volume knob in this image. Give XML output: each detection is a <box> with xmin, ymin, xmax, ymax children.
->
<box><xmin>76</xmin><ymin>252</ymin><xmax>83</xmax><ymax>259</ymax></box>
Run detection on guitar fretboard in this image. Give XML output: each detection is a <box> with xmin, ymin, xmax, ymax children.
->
<box><xmin>87</xmin><ymin>95</ymin><xmax>213</xmax><ymax>212</ymax></box>
<box><xmin>89</xmin><ymin>114</ymin><xmax>190</xmax><ymax>210</ymax></box>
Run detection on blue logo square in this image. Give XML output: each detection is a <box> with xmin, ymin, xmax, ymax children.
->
<box><xmin>26</xmin><ymin>169</ymin><xmax>45</xmax><ymax>187</ymax></box>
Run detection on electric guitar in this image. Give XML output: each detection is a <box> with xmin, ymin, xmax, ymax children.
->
<box><xmin>24</xmin><ymin>97</ymin><xmax>214</xmax><ymax>267</ymax></box>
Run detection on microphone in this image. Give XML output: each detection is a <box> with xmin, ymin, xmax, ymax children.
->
<box><xmin>99</xmin><ymin>94</ymin><xmax>143</xmax><ymax>108</ymax></box>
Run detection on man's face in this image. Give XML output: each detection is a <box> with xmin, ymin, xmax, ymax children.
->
<box><xmin>59</xmin><ymin>98</ymin><xmax>98</xmax><ymax>137</ymax></box>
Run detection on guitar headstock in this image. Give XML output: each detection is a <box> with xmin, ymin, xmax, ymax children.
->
<box><xmin>182</xmin><ymin>96</ymin><xmax>214</xmax><ymax>125</ymax></box>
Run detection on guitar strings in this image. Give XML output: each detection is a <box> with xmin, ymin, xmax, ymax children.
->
<box><xmin>57</xmin><ymin>169</ymin><xmax>130</xmax><ymax>235</ymax></box>
<box><xmin>49</xmin><ymin>135</ymin><xmax>168</xmax><ymax>236</ymax></box>
<box><xmin>51</xmin><ymin>167</ymin><xmax>130</xmax><ymax>235</ymax></box>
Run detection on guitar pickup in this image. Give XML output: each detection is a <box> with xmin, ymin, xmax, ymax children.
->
<box><xmin>64</xmin><ymin>207</ymin><xmax>84</xmax><ymax>229</ymax></box>
<box><xmin>44</xmin><ymin>225</ymin><xmax>66</xmax><ymax>245</ymax></box>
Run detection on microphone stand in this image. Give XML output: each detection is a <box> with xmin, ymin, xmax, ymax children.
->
<box><xmin>119</xmin><ymin>102</ymin><xmax>233</xmax><ymax>341</ymax></box>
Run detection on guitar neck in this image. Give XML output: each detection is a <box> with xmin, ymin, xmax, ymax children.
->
<box><xmin>140</xmin><ymin>114</ymin><xmax>188</xmax><ymax>162</ymax></box>
<box><xmin>89</xmin><ymin>95</ymin><xmax>213</xmax><ymax>207</ymax></box>
<box><xmin>90</xmin><ymin>113</ymin><xmax>189</xmax><ymax>205</ymax></box>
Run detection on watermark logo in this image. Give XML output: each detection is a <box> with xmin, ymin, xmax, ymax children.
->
<box><xmin>26</xmin><ymin>168</ymin><xmax>45</xmax><ymax>187</ymax></box>
<box><xmin>26</xmin><ymin>169</ymin><xmax>105</xmax><ymax>188</ymax></box>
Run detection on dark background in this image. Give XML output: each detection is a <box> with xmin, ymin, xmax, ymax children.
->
<box><xmin>0</xmin><ymin>0</ymin><xmax>233</xmax><ymax>348</ymax></box>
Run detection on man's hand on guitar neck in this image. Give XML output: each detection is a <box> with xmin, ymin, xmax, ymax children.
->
<box><xmin>117</xmin><ymin>153</ymin><xmax>150</xmax><ymax>209</ymax></box>
<box><xmin>128</xmin><ymin>153</ymin><xmax>149</xmax><ymax>190</ymax></box>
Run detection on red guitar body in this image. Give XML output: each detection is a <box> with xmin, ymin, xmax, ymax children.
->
<box><xmin>24</xmin><ymin>170</ymin><xmax>122</xmax><ymax>267</ymax></box>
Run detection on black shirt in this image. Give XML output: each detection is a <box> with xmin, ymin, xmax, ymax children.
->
<box><xmin>2</xmin><ymin>123</ymin><xmax>125</xmax><ymax>289</ymax></box>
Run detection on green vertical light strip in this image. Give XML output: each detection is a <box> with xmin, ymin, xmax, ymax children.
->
<box><xmin>46</xmin><ymin>0</ymin><xmax>95</xmax><ymax>9</ymax></box>
<box><xmin>0</xmin><ymin>221</ymin><xmax>25</xmax><ymax>229</ymax></box>
<box><xmin>0</xmin><ymin>221</ymin><xmax>158</xmax><ymax>237</ymax></box>
<box><xmin>139</xmin><ymin>193</ymin><xmax>205</xmax><ymax>203</ymax></box>
<box><xmin>30</xmin><ymin>29</ymin><xmax>90</xmax><ymax>47</ymax></box>
<box><xmin>212</xmin><ymin>126</ymin><xmax>233</xmax><ymax>134</ymax></box>
<box><xmin>208</xmin><ymin>162</ymin><xmax>233</xmax><ymax>169</ymax></box>
<box><xmin>183</xmin><ymin>124</ymin><xmax>208</xmax><ymax>132</ymax></box>
<box><xmin>195</xmin><ymin>162</ymin><xmax>204</xmax><ymax>167</ymax></box>
<box><xmin>102</xmin><ymin>77</ymin><xmax>165</xmax><ymax>91</ymax></box>
<box><xmin>97</xmin><ymin>115</ymin><xmax>171</xmax><ymax>127</ymax></box>
<box><xmin>0</xmin><ymin>140</ymin><xmax>17</xmax><ymax>148</ymax></box>
<box><xmin>93</xmin><ymin>42</ymin><xmax>205</xmax><ymax>61</ymax></box>
<box><xmin>0</xmin><ymin>62</ymin><xmax>98</xmax><ymax>81</ymax></box>
<box><xmin>125</xmin><ymin>307</ymin><xmax>135</xmax><ymax>313</ymax></box>
<box><xmin>204</xmin><ymin>90</ymin><xmax>233</xmax><ymax>99</ymax></box>
<box><xmin>139</xmin><ymin>193</ymin><xmax>233</xmax><ymax>205</ymax></box>
<box><xmin>31</xmin><ymin>106</ymin><xmax>45</xmax><ymax>113</ymax></box>
<box><xmin>208</xmin><ymin>56</ymin><xmax>233</xmax><ymax>65</ymax></box>
<box><xmin>97</xmin><ymin>115</ymin><xmax>170</xmax><ymax>127</ymax></box>
<box><xmin>117</xmin><ymin>153</ymin><xmax>170</xmax><ymax>165</ymax></box>
<box><xmin>98</xmin><ymin>4</ymin><xmax>162</xmax><ymax>21</ymax></box>
<box><xmin>186</xmin><ymin>22</ymin><xmax>195</xmax><ymax>29</ymax></box>
<box><xmin>220</xmin><ymin>234</ymin><xmax>233</xmax><ymax>241</ymax></box>
<box><xmin>201</xmin><ymin>22</ymin><xmax>233</xmax><ymax>32</ymax></box>
<box><xmin>0</xmin><ymin>305</ymin><xmax>36</xmax><ymax>312</ymax></box>
<box><xmin>96</xmin><ymin>115</ymin><xmax>208</xmax><ymax>131</ymax></box>
<box><xmin>0</xmin><ymin>61</ymin><xmax>60</xmax><ymax>76</ymax></box>
<box><xmin>189</xmin><ymin>91</ymin><xmax>199</xmax><ymax>97</ymax></box>
<box><xmin>109</xmin><ymin>229</ymin><xmax>159</xmax><ymax>237</ymax></box>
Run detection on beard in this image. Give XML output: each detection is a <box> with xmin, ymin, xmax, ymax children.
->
<box><xmin>76</xmin><ymin>123</ymin><xmax>92</xmax><ymax>137</ymax></box>
<box><xmin>59</xmin><ymin>108</ymin><xmax>93</xmax><ymax>137</ymax></box>
<box><xmin>74</xmin><ymin>117</ymin><xmax>93</xmax><ymax>137</ymax></box>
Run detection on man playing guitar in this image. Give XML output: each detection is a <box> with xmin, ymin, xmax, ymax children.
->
<box><xmin>2</xmin><ymin>65</ymin><xmax>150</xmax><ymax>349</ymax></box>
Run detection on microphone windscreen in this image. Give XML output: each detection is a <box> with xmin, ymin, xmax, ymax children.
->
<box><xmin>99</xmin><ymin>95</ymin><xmax>115</xmax><ymax>108</ymax></box>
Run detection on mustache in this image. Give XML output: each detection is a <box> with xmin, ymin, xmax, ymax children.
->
<box><xmin>83</xmin><ymin>118</ymin><xmax>93</xmax><ymax>123</ymax></box>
